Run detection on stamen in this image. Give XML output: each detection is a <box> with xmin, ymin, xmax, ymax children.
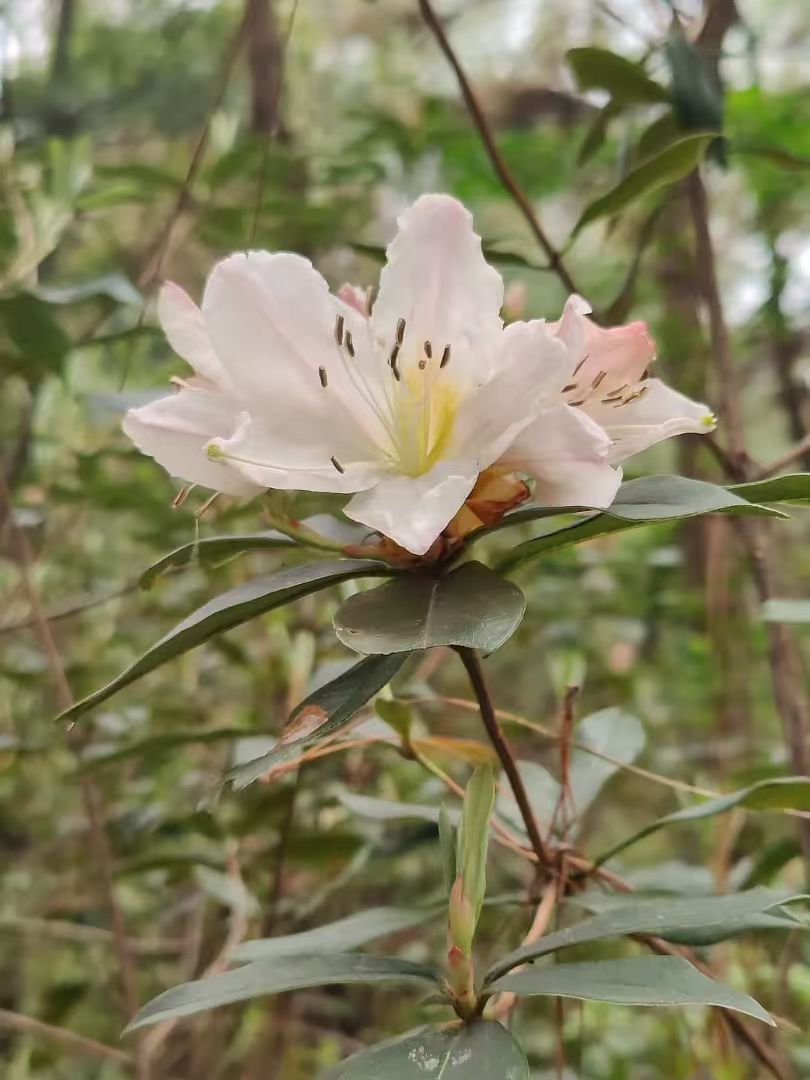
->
<box><xmin>418</xmin><ymin>358</ymin><xmax>427</xmax><ymax>370</ymax></box>
<box><xmin>569</xmin><ymin>398</ymin><xmax>587</xmax><ymax>407</ymax></box>
<box><xmin>330</xmin><ymin>455</ymin><xmax>345</xmax><ymax>474</ymax></box>
<box><xmin>365</xmin><ymin>285</ymin><xmax>378</xmax><ymax>315</ymax></box>
<box><xmin>172</xmin><ymin>485</ymin><xmax>192</xmax><ymax>509</ymax></box>
<box><xmin>396</xmin><ymin>317</ymin><xmax>406</xmax><ymax>345</ymax></box>
<box><xmin>334</xmin><ymin>314</ymin><xmax>345</xmax><ymax>346</ymax></box>
<box><xmin>389</xmin><ymin>343</ymin><xmax>400</xmax><ymax>368</ymax></box>
<box><xmin>196</xmin><ymin>492</ymin><xmax>220</xmax><ymax>519</ymax></box>
<box><xmin>591</xmin><ymin>370</ymin><xmax>607</xmax><ymax>389</ymax></box>
<box><xmin>571</xmin><ymin>353</ymin><xmax>589</xmax><ymax>377</ymax></box>
<box><xmin>562</xmin><ymin>383</ymin><xmax>577</xmax><ymax>393</ymax></box>
<box><xmin>391</xmin><ymin>356</ymin><xmax>401</xmax><ymax>381</ymax></box>
<box><xmin>440</xmin><ymin>345</ymin><xmax>451</xmax><ymax>368</ymax></box>
<box><xmin>318</xmin><ymin>366</ymin><xmax>328</xmax><ymax>388</ymax></box>
<box><xmin>344</xmin><ymin>330</ymin><xmax>355</xmax><ymax>358</ymax></box>
<box><xmin>424</xmin><ymin>341</ymin><xmax>432</xmax><ymax>359</ymax></box>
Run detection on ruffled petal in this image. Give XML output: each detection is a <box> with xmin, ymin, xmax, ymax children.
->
<box><xmin>371</xmin><ymin>195</ymin><xmax>503</xmax><ymax>381</ymax></box>
<box><xmin>158</xmin><ymin>282</ymin><xmax>227</xmax><ymax>385</ymax></box>
<box><xmin>344</xmin><ymin>458</ymin><xmax>479</xmax><ymax>555</ymax></box>
<box><xmin>208</xmin><ymin>413</ymin><xmax>386</xmax><ymax>495</ymax></box>
<box><xmin>583</xmin><ymin>378</ymin><xmax>716</xmax><ymax>464</ymax></box>
<box><xmin>452</xmin><ymin>319</ymin><xmax>570</xmax><ymax>469</ymax></box>
<box><xmin>551</xmin><ymin>296</ymin><xmax>656</xmax><ymax>398</ymax></box>
<box><xmin>201</xmin><ymin>251</ymin><xmax>388</xmax><ymax>449</ymax></box>
<box><xmin>122</xmin><ymin>387</ymin><xmax>261</xmax><ymax>495</ymax></box>
<box><xmin>499</xmin><ymin>403</ymin><xmax>621</xmax><ymax>508</ymax></box>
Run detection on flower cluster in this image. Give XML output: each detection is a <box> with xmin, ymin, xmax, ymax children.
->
<box><xmin>124</xmin><ymin>195</ymin><xmax>715</xmax><ymax>555</ymax></box>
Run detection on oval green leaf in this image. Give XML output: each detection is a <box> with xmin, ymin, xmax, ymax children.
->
<box><xmin>568</xmin><ymin>46</ymin><xmax>670</xmax><ymax>105</ymax></box>
<box><xmin>334</xmin><ymin>561</ymin><xmax>525</xmax><ymax>655</ymax></box>
<box><xmin>140</xmin><ymin>531</ymin><xmax>295</xmax><ymax>588</ymax></box>
<box><xmin>326</xmin><ymin>1020</ymin><xmax>529</xmax><ymax>1079</ymax></box>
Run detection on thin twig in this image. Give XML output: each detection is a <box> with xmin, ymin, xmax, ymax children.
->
<box><xmin>756</xmin><ymin>434</ymin><xmax>810</xmax><ymax>479</ymax></box>
<box><xmin>455</xmin><ymin>648</ymin><xmax>551</xmax><ymax>870</ymax></box>
<box><xmin>488</xmin><ymin>883</ymin><xmax>557</xmax><ymax>1020</ymax></box>
<box><xmin>418</xmin><ymin>0</ymin><xmax>579</xmax><ymax>297</ymax></box>
<box><xmin>0</xmin><ymin>1009</ymin><xmax>132</xmax><ymax>1067</ymax></box>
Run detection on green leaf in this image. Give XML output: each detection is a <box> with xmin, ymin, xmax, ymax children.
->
<box><xmin>484</xmin><ymin>888</ymin><xmax>795</xmax><ymax>982</ymax></box>
<box><xmin>666</xmin><ymin>30</ymin><xmax>725</xmax><ymax>134</ymax></box>
<box><xmin>637</xmin><ymin>112</ymin><xmax>682</xmax><ymax>159</ymax></box>
<box><xmin>326</xmin><ymin>1020</ymin><xmax>529</xmax><ymax>1079</ymax></box>
<box><xmin>730</xmin><ymin>473</ymin><xmax>810</xmax><ymax>504</ymax></box>
<box><xmin>761</xmin><ymin>599</ymin><xmax>810</xmax><ymax>624</ymax></box>
<box><xmin>439</xmin><ymin>804</ymin><xmax>457</xmax><ymax>895</ymax></box>
<box><xmin>0</xmin><ymin>293</ymin><xmax>71</xmax><ymax>374</ymax></box>
<box><xmin>35</xmin><ymin>274</ymin><xmax>141</xmax><ymax>307</ymax></box>
<box><xmin>572</xmin><ymin>133</ymin><xmax>716</xmax><ymax>237</ymax></box>
<box><xmin>334</xmin><ymin>562</ymin><xmax>525</xmax><ymax>655</ymax></box>
<box><xmin>594</xmin><ymin>777</ymin><xmax>810</xmax><ymax>867</ymax></box>
<box><xmin>226</xmin><ymin>652</ymin><xmax>411</xmax><ymax>790</ymax></box>
<box><xmin>568</xmin><ymin>47</ymin><xmax>670</xmax><ymax>104</ymax></box>
<box><xmin>488</xmin><ymin>957</ymin><xmax>773</xmax><ymax>1025</ymax></box>
<box><xmin>124</xmin><ymin>954</ymin><xmax>440</xmax><ymax>1033</ymax></box>
<box><xmin>232</xmin><ymin>905</ymin><xmax>442</xmax><ymax>963</ymax></box>
<box><xmin>496</xmin><ymin>761</ymin><xmax>560</xmax><ymax>835</ymax></box>
<box><xmin>58</xmin><ymin>560</ymin><xmax>389</xmax><ymax>724</ymax></box>
<box><xmin>80</xmin><ymin>727</ymin><xmax>248</xmax><ymax>771</ymax></box>
<box><xmin>457</xmin><ymin>767</ymin><xmax>496</xmax><ymax>924</ymax></box>
<box><xmin>496</xmin><ymin>476</ymin><xmax>786</xmax><ymax>573</ymax></box>
<box><xmin>568</xmin><ymin>708</ymin><xmax>645</xmax><ymax>816</ymax></box>
<box><xmin>339</xmin><ymin>792</ymin><xmax>459</xmax><ymax>826</ymax></box>
<box><xmin>140</xmin><ymin>531</ymin><xmax>296</xmax><ymax>588</ymax></box>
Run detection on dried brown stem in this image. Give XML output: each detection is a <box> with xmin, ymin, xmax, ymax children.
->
<box><xmin>455</xmin><ymin>647</ymin><xmax>551</xmax><ymax>870</ymax></box>
<box><xmin>418</xmin><ymin>0</ymin><xmax>579</xmax><ymax>297</ymax></box>
<box><xmin>0</xmin><ymin>1008</ymin><xmax>132</xmax><ymax>1067</ymax></box>
<box><xmin>756</xmin><ymin>434</ymin><xmax>810</xmax><ymax>479</ymax></box>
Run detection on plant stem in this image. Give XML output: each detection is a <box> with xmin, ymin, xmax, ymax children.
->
<box><xmin>455</xmin><ymin>647</ymin><xmax>551</xmax><ymax>870</ymax></box>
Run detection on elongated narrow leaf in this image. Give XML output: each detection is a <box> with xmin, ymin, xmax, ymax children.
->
<box><xmin>457</xmin><ymin>767</ymin><xmax>496</xmax><ymax>924</ymax></box>
<box><xmin>327</xmin><ymin>1020</ymin><xmax>529</xmax><ymax>1079</ymax></box>
<box><xmin>334</xmin><ymin>561</ymin><xmax>525</xmax><ymax>655</ymax></box>
<box><xmin>124</xmin><ymin>954</ymin><xmax>440</xmax><ymax>1032</ymax></box>
<box><xmin>730</xmin><ymin>473</ymin><xmax>810</xmax><ymax>504</ymax></box>
<box><xmin>233</xmin><ymin>905</ymin><xmax>442</xmax><ymax>962</ymax></box>
<box><xmin>439</xmin><ymin>805</ymin><xmax>457</xmax><ymax>894</ymax></box>
<box><xmin>568</xmin><ymin>47</ymin><xmax>669</xmax><ymax>104</ymax></box>
<box><xmin>227</xmin><ymin>652</ymin><xmax>410</xmax><ymax>790</ymax></box>
<box><xmin>59</xmin><ymin>560</ymin><xmax>389</xmax><ymax>724</ymax></box>
<box><xmin>488</xmin><ymin>957</ymin><xmax>773</xmax><ymax>1024</ymax></box>
<box><xmin>485</xmin><ymin>888</ymin><xmax>792</xmax><ymax>982</ymax></box>
<box><xmin>595</xmin><ymin>777</ymin><xmax>810</xmax><ymax>867</ymax></box>
<box><xmin>572</xmin><ymin>133</ymin><xmax>716</xmax><ymax>236</ymax></box>
<box><xmin>496</xmin><ymin>476</ymin><xmax>785</xmax><ymax>573</ymax></box>
<box><xmin>339</xmin><ymin>792</ymin><xmax>459</xmax><ymax>826</ymax></box>
<box><xmin>140</xmin><ymin>531</ymin><xmax>295</xmax><ymax>588</ymax></box>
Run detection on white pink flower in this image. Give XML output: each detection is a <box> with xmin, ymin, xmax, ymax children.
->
<box><xmin>123</xmin><ymin>194</ymin><xmax>715</xmax><ymax>556</ymax></box>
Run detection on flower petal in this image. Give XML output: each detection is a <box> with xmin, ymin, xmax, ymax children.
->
<box><xmin>499</xmin><ymin>404</ymin><xmax>621</xmax><ymax>508</ymax></box>
<box><xmin>452</xmin><ymin>319</ymin><xmax>570</xmax><ymax>469</ymax></box>
<box><xmin>209</xmin><ymin>413</ymin><xmax>386</xmax><ymax>495</ymax></box>
<box><xmin>123</xmin><ymin>388</ymin><xmax>261</xmax><ymax>495</ymax></box>
<box><xmin>344</xmin><ymin>458</ymin><xmax>479</xmax><ymax>555</ymax></box>
<box><xmin>202</xmin><ymin>251</ymin><xmax>392</xmax><ymax>450</ymax></box>
<box><xmin>552</xmin><ymin>296</ymin><xmax>656</xmax><ymax>397</ymax></box>
<box><xmin>158</xmin><ymin>282</ymin><xmax>226</xmax><ymax>385</ymax></box>
<box><xmin>371</xmin><ymin>195</ymin><xmax>503</xmax><ymax>380</ymax></box>
<box><xmin>584</xmin><ymin>378</ymin><xmax>716</xmax><ymax>464</ymax></box>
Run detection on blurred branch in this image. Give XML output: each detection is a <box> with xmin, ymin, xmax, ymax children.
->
<box><xmin>686</xmin><ymin>170</ymin><xmax>810</xmax><ymax>869</ymax></box>
<box><xmin>418</xmin><ymin>0</ymin><xmax>580</xmax><ymax>299</ymax></box>
<box><xmin>0</xmin><ymin>1009</ymin><xmax>132</xmax><ymax>1068</ymax></box>
<box><xmin>756</xmin><ymin>435</ymin><xmax>810</xmax><ymax>479</ymax></box>
<box><xmin>0</xmin><ymin>474</ymin><xmax>148</xmax><ymax>1080</ymax></box>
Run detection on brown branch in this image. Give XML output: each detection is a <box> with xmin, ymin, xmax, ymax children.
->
<box><xmin>756</xmin><ymin>434</ymin><xmax>810</xmax><ymax>480</ymax></box>
<box><xmin>0</xmin><ymin>1009</ymin><xmax>132</xmax><ymax>1067</ymax></box>
<box><xmin>417</xmin><ymin>0</ymin><xmax>579</xmax><ymax>297</ymax></box>
<box><xmin>455</xmin><ymin>647</ymin><xmax>551</xmax><ymax>870</ymax></box>
<box><xmin>686</xmin><ymin>170</ymin><xmax>810</xmax><ymax>869</ymax></box>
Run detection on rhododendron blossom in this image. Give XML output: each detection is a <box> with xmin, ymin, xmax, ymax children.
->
<box><xmin>123</xmin><ymin>194</ymin><xmax>715</xmax><ymax>555</ymax></box>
